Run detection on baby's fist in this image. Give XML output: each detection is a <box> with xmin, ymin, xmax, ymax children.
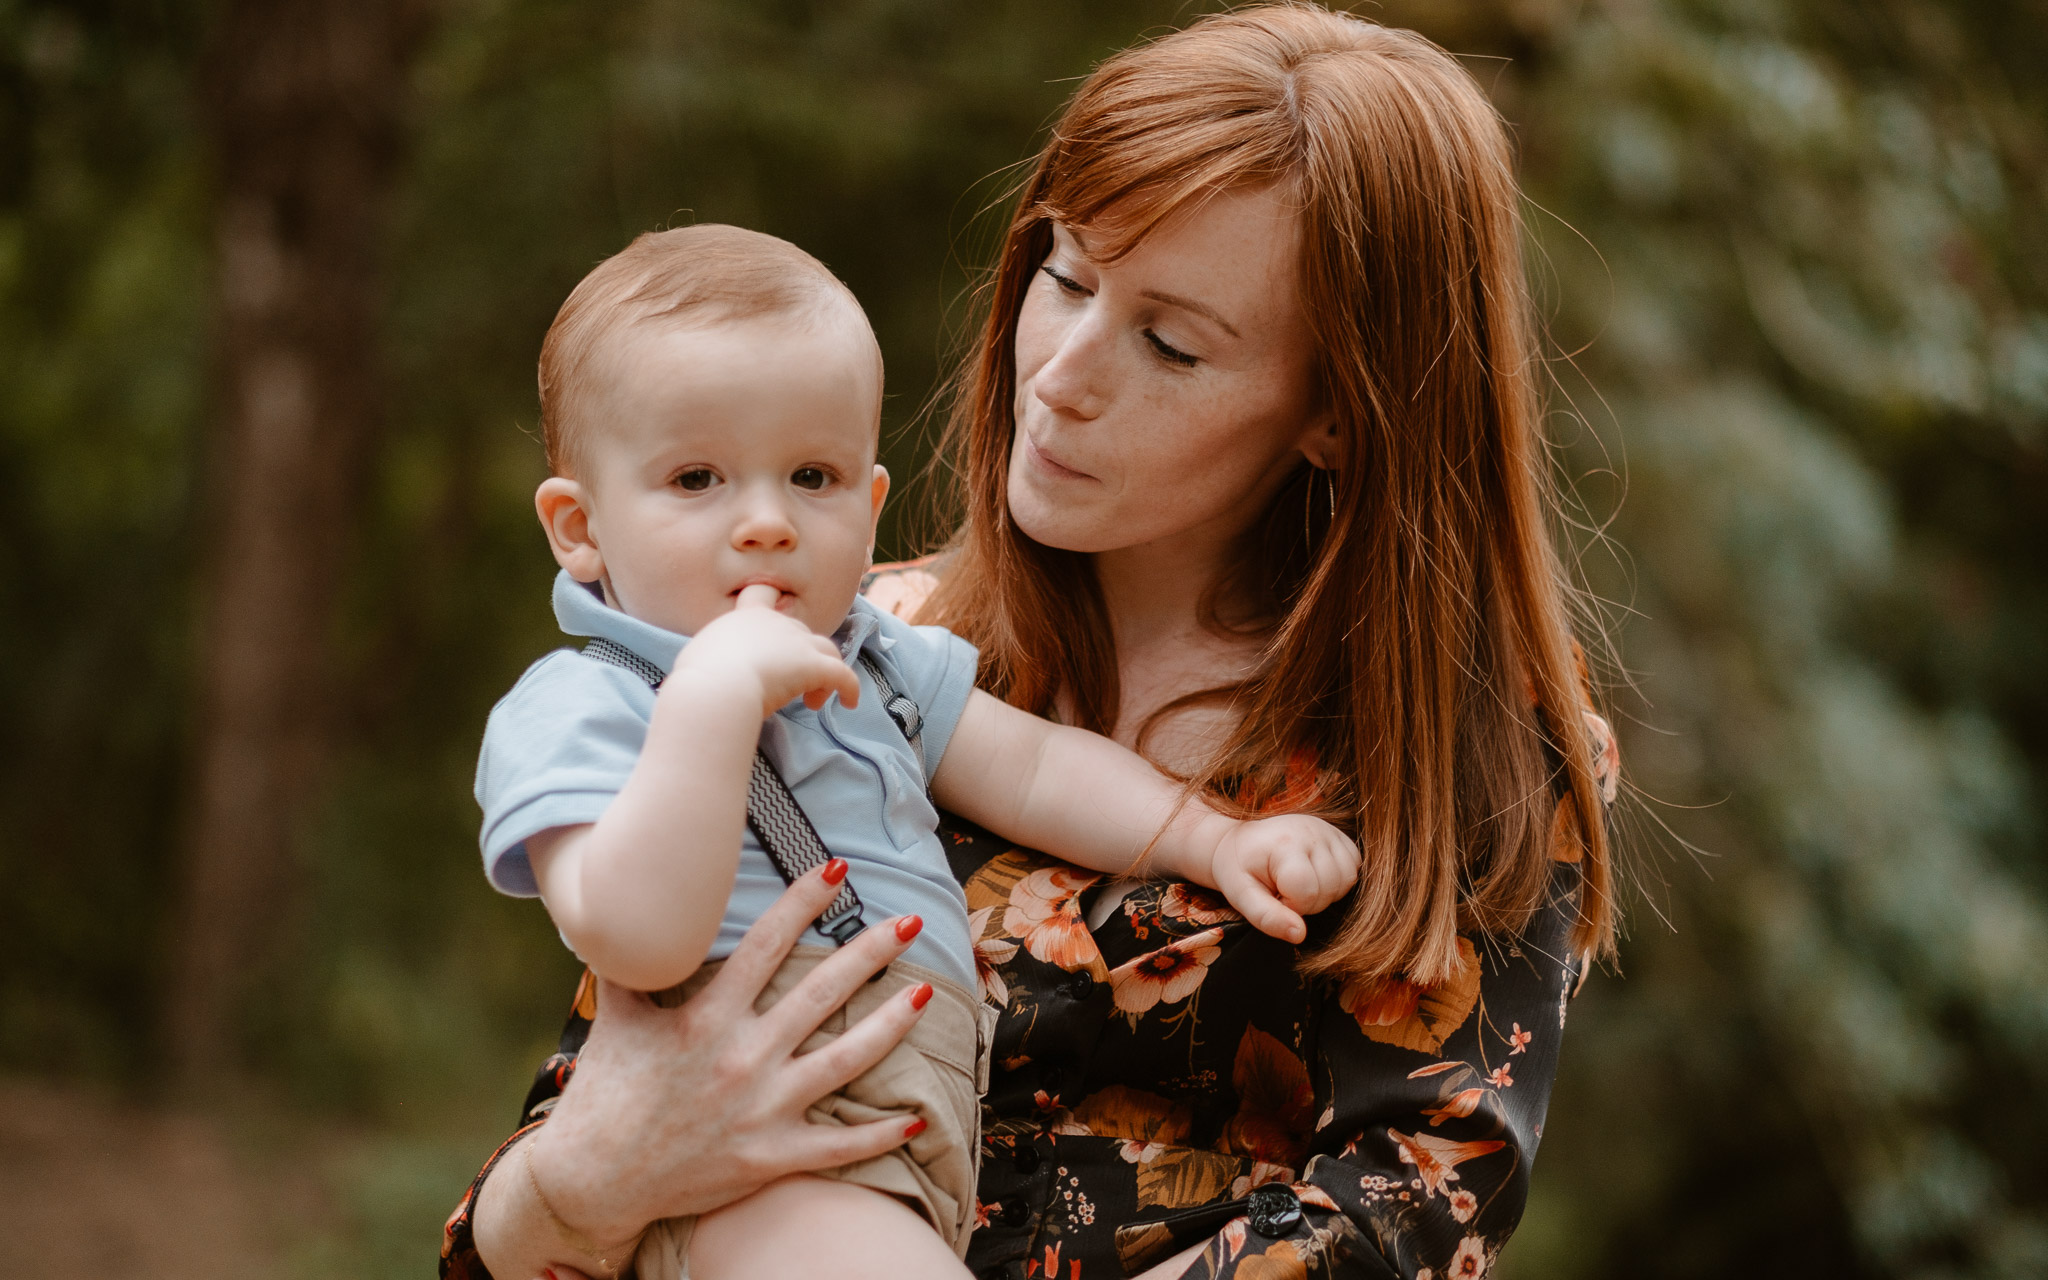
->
<box><xmin>1211</xmin><ymin>815</ymin><xmax>1361</xmax><ymax>944</ymax></box>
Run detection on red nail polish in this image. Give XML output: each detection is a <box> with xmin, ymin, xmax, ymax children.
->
<box><xmin>822</xmin><ymin>858</ymin><xmax>848</xmax><ymax>886</ymax></box>
<box><xmin>910</xmin><ymin>982</ymin><xmax>934</xmax><ymax>1010</ymax></box>
<box><xmin>542</xmin><ymin>1270</ymin><xmax>561</xmax><ymax>1280</ymax></box>
<box><xmin>894</xmin><ymin>914</ymin><xmax>923</xmax><ymax>942</ymax></box>
<box><xmin>905</xmin><ymin>1117</ymin><xmax>928</xmax><ymax>1139</ymax></box>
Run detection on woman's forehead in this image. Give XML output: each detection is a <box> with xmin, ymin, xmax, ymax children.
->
<box><xmin>1060</xmin><ymin>187</ymin><xmax>1306</xmax><ymax>333</ymax></box>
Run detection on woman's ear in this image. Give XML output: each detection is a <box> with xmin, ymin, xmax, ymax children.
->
<box><xmin>535</xmin><ymin>477</ymin><xmax>605</xmax><ymax>582</ymax></box>
<box><xmin>867</xmin><ymin>464</ymin><xmax>892</xmax><ymax>563</ymax></box>
<box><xmin>1296</xmin><ymin>413</ymin><xmax>1342</xmax><ymax>471</ymax></box>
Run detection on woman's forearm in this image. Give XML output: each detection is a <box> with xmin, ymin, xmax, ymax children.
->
<box><xmin>472</xmin><ymin>1131</ymin><xmax>599</xmax><ymax>1280</ymax></box>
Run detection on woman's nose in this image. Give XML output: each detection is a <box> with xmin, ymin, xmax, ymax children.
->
<box><xmin>1031</xmin><ymin>312</ymin><xmax>1111</xmax><ymax>421</ymax></box>
<box><xmin>731</xmin><ymin>485</ymin><xmax>798</xmax><ymax>550</ymax></box>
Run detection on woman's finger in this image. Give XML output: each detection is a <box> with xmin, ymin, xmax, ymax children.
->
<box><xmin>705</xmin><ymin>862</ymin><xmax>851</xmax><ymax>1012</ymax></box>
<box><xmin>772</xmin><ymin>1113</ymin><xmax>924</xmax><ymax>1180</ymax></box>
<box><xmin>758</xmin><ymin>913</ymin><xmax>919</xmax><ymax>1055</ymax></box>
<box><xmin>782</xmin><ymin>977</ymin><xmax>929</xmax><ymax>1102</ymax></box>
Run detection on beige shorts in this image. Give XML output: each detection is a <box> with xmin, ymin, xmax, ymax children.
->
<box><xmin>632</xmin><ymin>947</ymin><xmax>995</xmax><ymax>1280</ymax></box>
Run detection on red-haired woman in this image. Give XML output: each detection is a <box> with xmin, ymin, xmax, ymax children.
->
<box><xmin>446</xmin><ymin>6</ymin><xmax>1620</xmax><ymax>1278</ymax></box>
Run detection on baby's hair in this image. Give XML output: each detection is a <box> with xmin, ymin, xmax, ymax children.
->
<box><xmin>538</xmin><ymin>224</ymin><xmax>873</xmax><ymax>478</ymax></box>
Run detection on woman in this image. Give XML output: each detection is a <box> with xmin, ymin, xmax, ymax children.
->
<box><xmin>445</xmin><ymin>7</ymin><xmax>1620</xmax><ymax>1278</ymax></box>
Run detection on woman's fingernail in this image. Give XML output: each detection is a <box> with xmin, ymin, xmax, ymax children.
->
<box><xmin>822</xmin><ymin>858</ymin><xmax>848</xmax><ymax>885</ymax></box>
<box><xmin>542</xmin><ymin>1270</ymin><xmax>562</xmax><ymax>1280</ymax></box>
<box><xmin>905</xmin><ymin>1117</ymin><xmax>928</xmax><ymax>1138</ymax></box>
<box><xmin>894</xmin><ymin>915</ymin><xmax>923</xmax><ymax>942</ymax></box>
<box><xmin>910</xmin><ymin>982</ymin><xmax>934</xmax><ymax>1010</ymax></box>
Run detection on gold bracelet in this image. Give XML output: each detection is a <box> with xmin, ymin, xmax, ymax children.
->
<box><xmin>522</xmin><ymin>1137</ymin><xmax>637</xmax><ymax>1278</ymax></box>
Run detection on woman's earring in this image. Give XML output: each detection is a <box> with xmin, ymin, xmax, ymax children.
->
<box><xmin>1325</xmin><ymin>467</ymin><xmax>1337</xmax><ymax>522</ymax></box>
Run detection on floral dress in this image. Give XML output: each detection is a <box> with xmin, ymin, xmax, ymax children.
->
<box><xmin>441</xmin><ymin>568</ymin><xmax>1618</xmax><ymax>1280</ymax></box>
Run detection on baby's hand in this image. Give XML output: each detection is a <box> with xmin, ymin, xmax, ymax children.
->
<box><xmin>672</xmin><ymin>584</ymin><xmax>860</xmax><ymax>718</ymax></box>
<box><xmin>1209</xmin><ymin>815</ymin><xmax>1361</xmax><ymax>944</ymax></box>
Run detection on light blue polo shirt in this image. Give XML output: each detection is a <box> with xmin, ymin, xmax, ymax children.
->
<box><xmin>476</xmin><ymin>571</ymin><xmax>980</xmax><ymax>988</ymax></box>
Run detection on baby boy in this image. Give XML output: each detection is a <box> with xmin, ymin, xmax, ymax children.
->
<box><xmin>474</xmin><ymin>224</ymin><xmax>1360</xmax><ymax>1280</ymax></box>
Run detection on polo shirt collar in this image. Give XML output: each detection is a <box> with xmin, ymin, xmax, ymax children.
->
<box><xmin>550</xmin><ymin>570</ymin><xmax>890</xmax><ymax>677</ymax></box>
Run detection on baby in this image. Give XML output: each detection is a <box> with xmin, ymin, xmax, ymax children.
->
<box><xmin>474</xmin><ymin>224</ymin><xmax>1361</xmax><ymax>1280</ymax></box>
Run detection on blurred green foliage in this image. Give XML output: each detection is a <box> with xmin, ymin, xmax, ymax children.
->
<box><xmin>0</xmin><ymin>0</ymin><xmax>2042</xmax><ymax>1276</ymax></box>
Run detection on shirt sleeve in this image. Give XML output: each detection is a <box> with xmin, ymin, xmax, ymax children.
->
<box><xmin>1184</xmin><ymin>859</ymin><xmax>1587</xmax><ymax>1280</ymax></box>
<box><xmin>865</xmin><ymin>606</ymin><xmax>979</xmax><ymax>785</ymax></box>
<box><xmin>474</xmin><ymin>651</ymin><xmax>654</xmax><ymax>897</ymax></box>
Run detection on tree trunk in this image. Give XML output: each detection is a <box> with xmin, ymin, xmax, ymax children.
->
<box><xmin>167</xmin><ymin>0</ymin><xmax>428</xmax><ymax>1090</ymax></box>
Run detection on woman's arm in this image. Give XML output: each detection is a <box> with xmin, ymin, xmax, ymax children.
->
<box><xmin>443</xmin><ymin>865</ymin><xmax>932</xmax><ymax>1280</ymax></box>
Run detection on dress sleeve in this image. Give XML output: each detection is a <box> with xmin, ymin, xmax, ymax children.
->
<box><xmin>440</xmin><ymin>974</ymin><xmax>596</xmax><ymax>1279</ymax></box>
<box><xmin>1185</xmin><ymin>858</ymin><xmax>1587</xmax><ymax>1280</ymax></box>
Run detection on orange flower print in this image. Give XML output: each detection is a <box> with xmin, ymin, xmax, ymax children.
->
<box><xmin>863</xmin><ymin>564</ymin><xmax>940</xmax><ymax>621</ymax></box>
<box><xmin>1449</xmin><ymin>1188</ymin><xmax>1478</xmax><ymax>1223</ymax></box>
<box><xmin>1228</xmin><ymin>1161</ymin><xmax>1297</xmax><ymax>1198</ymax></box>
<box><xmin>1487</xmin><ymin>1063</ymin><xmax>1513</xmax><ymax>1089</ymax></box>
<box><xmin>1422</xmin><ymin>1088</ymin><xmax>1488</xmax><ymax>1127</ymax></box>
<box><xmin>967</xmin><ymin>905</ymin><xmax>1020</xmax><ymax>1007</ymax></box>
<box><xmin>1004</xmin><ymin>865</ymin><xmax>1105</xmax><ymax>974</ymax></box>
<box><xmin>1109</xmin><ymin>927</ymin><xmax>1224</xmax><ymax>1018</ymax></box>
<box><xmin>1508</xmin><ymin>1023</ymin><xmax>1532</xmax><ymax>1055</ymax></box>
<box><xmin>1448</xmin><ymin>1235</ymin><xmax>1490</xmax><ymax>1278</ymax></box>
<box><xmin>1158</xmin><ymin>882</ymin><xmax>1241</xmax><ymax>927</ymax></box>
<box><xmin>1584</xmin><ymin>707</ymin><xmax>1619</xmax><ymax>805</ymax></box>
<box><xmin>1388</xmin><ymin>1129</ymin><xmax>1507</xmax><ymax>1198</ymax></box>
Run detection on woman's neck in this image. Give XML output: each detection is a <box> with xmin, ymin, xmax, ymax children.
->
<box><xmin>1091</xmin><ymin>533</ymin><xmax>1266</xmax><ymax>772</ymax></box>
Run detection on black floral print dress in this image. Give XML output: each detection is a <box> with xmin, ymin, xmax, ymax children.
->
<box><xmin>441</xmin><ymin>568</ymin><xmax>1617</xmax><ymax>1280</ymax></box>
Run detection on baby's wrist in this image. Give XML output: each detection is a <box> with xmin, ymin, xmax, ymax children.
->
<box><xmin>663</xmin><ymin>657</ymin><xmax>769</xmax><ymax>719</ymax></box>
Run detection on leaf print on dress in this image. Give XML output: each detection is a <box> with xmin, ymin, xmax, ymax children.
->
<box><xmin>1388</xmin><ymin>1129</ymin><xmax>1507</xmax><ymax>1199</ymax></box>
<box><xmin>1133</xmin><ymin>1147</ymin><xmax>1244</xmax><ymax>1211</ymax></box>
<box><xmin>1221</xmin><ymin>1025</ymin><xmax>1314</xmax><ymax>1168</ymax></box>
<box><xmin>1067</xmin><ymin>1084</ymin><xmax>1194</xmax><ymax>1150</ymax></box>
<box><xmin>1003</xmin><ymin>862</ymin><xmax>1107</xmax><ymax>977</ymax></box>
<box><xmin>1337</xmin><ymin>935</ymin><xmax>1480</xmax><ymax>1054</ymax></box>
<box><xmin>1109</xmin><ymin>926</ymin><xmax>1223</xmax><ymax>1023</ymax></box>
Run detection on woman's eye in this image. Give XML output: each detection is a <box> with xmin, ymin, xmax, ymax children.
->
<box><xmin>791</xmin><ymin>467</ymin><xmax>831</xmax><ymax>491</ymax></box>
<box><xmin>1040</xmin><ymin>264</ymin><xmax>1089</xmax><ymax>296</ymax></box>
<box><xmin>674</xmin><ymin>468</ymin><xmax>716</xmax><ymax>492</ymax></box>
<box><xmin>1145</xmin><ymin>329</ymin><xmax>1199</xmax><ymax>368</ymax></box>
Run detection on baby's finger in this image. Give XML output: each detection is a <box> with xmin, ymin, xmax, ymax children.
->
<box><xmin>1272</xmin><ymin>849</ymin><xmax>1325</xmax><ymax>908</ymax></box>
<box><xmin>1225</xmin><ymin>874</ymin><xmax>1308</xmax><ymax>944</ymax></box>
<box><xmin>800</xmin><ymin>652</ymin><xmax>861</xmax><ymax>710</ymax></box>
<box><xmin>736</xmin><ymin>583</ymin><xmax>781</xmax><ymax>611</ymax></box>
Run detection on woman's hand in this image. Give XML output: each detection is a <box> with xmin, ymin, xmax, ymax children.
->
<box><xmin>472</xmin><ymin>862</ymin><xmax>931</xmax><ymax>1280</ymax></box>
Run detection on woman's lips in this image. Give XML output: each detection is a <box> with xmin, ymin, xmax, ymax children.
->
<box><xmin>1022</xmin><ymin>432</ymin><xmax>1093</xmax><ymax>482</ymax></box>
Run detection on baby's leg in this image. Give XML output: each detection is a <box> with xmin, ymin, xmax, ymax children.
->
<box><xmin>688</xmin><ymin>1172</ymin><xmax>970</xmax><ymax>1280</ymax></box>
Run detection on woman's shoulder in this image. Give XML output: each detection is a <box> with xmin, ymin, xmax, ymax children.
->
<box><xmin>861</xmin><ymin>554</ymin><xmax>947</xmax><ymax>623</ymax></box>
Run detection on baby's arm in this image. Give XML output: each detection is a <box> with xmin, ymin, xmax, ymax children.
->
<box><xmin>528</xmin><ymin>586</ymin><xmax>860</xmax><ymax>991</ymax></box>
<box><xmin>932</xmin><ymin>691</ymin><xmax>1359</xmax><ymax>942</ymax></box>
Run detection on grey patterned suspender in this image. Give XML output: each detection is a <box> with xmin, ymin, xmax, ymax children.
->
<box><xmin>580</xmin><ymin>635</ymin><xmax>924</xmax><ymax>947</ymax></box>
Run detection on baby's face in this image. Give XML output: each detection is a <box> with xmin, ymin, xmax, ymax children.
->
<box><xmin>567</xmin><ymin>311</ymin><xmax>886</xmax><ymax>638</ymax></box>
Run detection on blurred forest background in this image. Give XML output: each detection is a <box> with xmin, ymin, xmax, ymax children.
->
<box><xmin>1</xmin><ymin>0</ymin><xmax>2043</xmax><ymax>1276</ymax></box>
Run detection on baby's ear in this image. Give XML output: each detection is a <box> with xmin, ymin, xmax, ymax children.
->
<box><xmin>867</xmin><ymin>464</ymin><xmax>891</xmax><ymax>550</ymax></box>
<box><xmin>535</xmin><ymin>477</ymin><xmax>605</xmax><ymax>582</ymax></box>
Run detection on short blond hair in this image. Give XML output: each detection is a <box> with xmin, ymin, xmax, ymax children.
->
<box><xmin>538</xmin><ymin>224</ymin><xmax>871</xmax><ymax>477</ymax></box>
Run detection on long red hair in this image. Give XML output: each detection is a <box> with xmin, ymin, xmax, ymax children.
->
<box><xmin>921</xmin><ymin>3</ymin><xmax>1613</xmax><ymax>985</ymax></box>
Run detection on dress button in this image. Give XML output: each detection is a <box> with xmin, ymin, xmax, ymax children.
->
<box><xmin>1000</xmin><ymin>1195</ymin><xmax>1032</xmax><ymax>1226</ymax></box>
<box><xmin>1062</xmin><ymin>970</ymin><xmax>1095</xmax><ymax>1000</ymax></box>
<box><xmin>1246</xmin><ymin>1183</ymin><xmax>1303</xmax><ymax>1238</ymax></box>
<box><xmin>1014</xmin><ymin>1145</ymin><xmax>1041</xmax><ymax>1174</ymax></box>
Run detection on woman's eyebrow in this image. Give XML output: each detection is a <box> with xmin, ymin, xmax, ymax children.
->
<box><xmin>1139</xmin><ymin>288</ymin><xmax>1240</xmax><ymax>339</ymax></box>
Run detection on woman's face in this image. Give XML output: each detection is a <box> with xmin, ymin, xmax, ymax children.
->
<box><xmin>1009</xmin><ymin>184</ymin><xmax>1329</xmax><ymax>557</ymax></box>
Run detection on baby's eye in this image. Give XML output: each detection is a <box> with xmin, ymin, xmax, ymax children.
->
<box><xmin>674</xmin><ymin>468</ymin><xmax>717</xmax><ymax>492</ymax></box>
<box><xmin>791</xmin><ymin>467</ymin><xmax>832</xmax><ymax>491</ymax></box>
